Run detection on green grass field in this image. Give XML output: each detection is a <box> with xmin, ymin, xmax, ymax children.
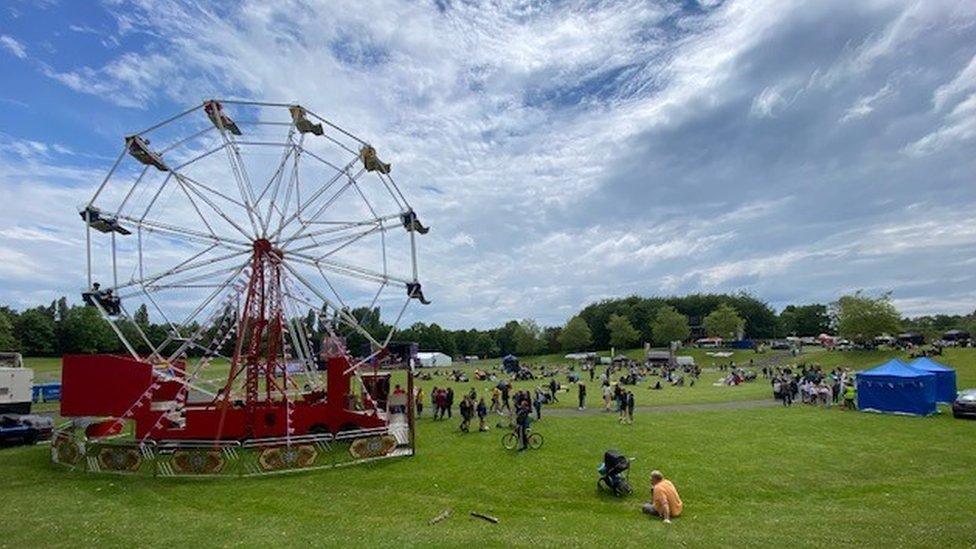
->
<box><xmin>4</xmin><ymin>349</ymin><xmax>975</xmax><ymax>547</ymax></box>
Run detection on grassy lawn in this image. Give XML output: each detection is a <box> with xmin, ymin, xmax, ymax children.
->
<box><xmin>1</xmin><ymin>405</ymin><xmax>974</xmax><ymax>547</ymax></box>
<box><xmin>5</xmin><ymin>349</ymin><xmax>973</xmax><ymax>547</ymax></box>
<box><xmin>23</xmin><ymin>347</ymin><xmax>976</xmax><ymax>413</ymax></box>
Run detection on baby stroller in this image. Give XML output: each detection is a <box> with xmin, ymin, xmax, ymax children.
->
<box><xmin>597</xmin><ymin>450</ymin><xmax>633</xmax><ymax>496</ymax></box>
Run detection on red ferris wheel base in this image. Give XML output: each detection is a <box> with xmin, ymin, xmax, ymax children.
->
<box><xmin>60</xmin><ymin>354</ymin><xmax>389</xmax><ymax>441</ymax></box>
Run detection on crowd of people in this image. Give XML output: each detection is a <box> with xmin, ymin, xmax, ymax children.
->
<box><xmin>768</xmin><ymin>365</ymin><xmax>857</xmax><ymax>409</ymax></box>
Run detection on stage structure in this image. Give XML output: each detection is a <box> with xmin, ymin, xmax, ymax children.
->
<box><xmin>52</xmin><ymin>99</ymin><xmax>429</xmax><ymax>476</ymax></box>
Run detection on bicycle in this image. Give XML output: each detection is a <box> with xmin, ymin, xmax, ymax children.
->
<box><xmin>501</xmin><ymin>427</ymin><xmax>543</xmax><ymax>450</ymax></box>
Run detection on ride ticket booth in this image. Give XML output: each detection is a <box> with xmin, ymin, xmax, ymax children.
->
<box><xmin>360</xmin><ymin>371</ymin><xmax>392</xmax><ymax>410</ymax></box>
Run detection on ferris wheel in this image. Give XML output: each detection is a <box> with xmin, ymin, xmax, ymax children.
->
<box><xmin>77</xmin><ymin>99</ymin><xmax>429</xmax><ymax>429</ymax></box>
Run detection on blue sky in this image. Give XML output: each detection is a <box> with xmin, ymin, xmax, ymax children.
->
<box><xmin>0</xmin><ymin>0</ymin><xmax>975</xmax><ymax>329</ymax></box>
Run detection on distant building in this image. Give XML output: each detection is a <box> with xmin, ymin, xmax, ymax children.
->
<box><xmin>416</xmin><ymin>352</ymin><xmax>452</xmax><ymax>368</ymax></box>
<box><xmin>695</xmin><ymin>337</ymin><xmax>723</xmax><ymax>348</ymax></box>
<box><xmin>646</xmin><ymin>351</ymin><xmax>671</xmax><ymax>365</ymax></box>
<box><xmin>897</xmin><ymin>332</ymin><xmax>925</xmax><ymax>346</ymax></box>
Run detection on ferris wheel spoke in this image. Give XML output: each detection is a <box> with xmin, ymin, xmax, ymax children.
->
<box><xmin>173</xmin><ymin>258</ymin><xmax>249</xmax><ymax>333</ymax></box>
<box><xmin>172</xmin><ymin>171</ymin><xmax>247</xmax><ymax>210</ymax></box>
<box><xmin>117</xmin><ymin>214</ymin><xmax>251</xmax><ymax>251</ymax></box>
<box><xmin>257</xmin><ymin>130</ymin><xmax>298</xmax><ymax>229</ymax></box>
<box><xmin>286</xmin><ymin>251</ymin><xmax>411</xmax><ymax>287</ymax></box>
<box><xmin>284</xmin><ymin>221</ymin><xmax>390</xmax><ymax>255</ymax></box>
<box><xmin>141</xmin><ymin>263</ymin><xmax>250</xmax><ymax>294</ymax></box>
<box><xmin>280</xmin><ymin>169</ymin><xmax>368</xmax><ymax>245</ymax></box>
<box><xmin>172</xmin><ymin>172</ymin><xmax>220</xmax><ymax>239</ymax></box>
<box><xmin>272</xmin><ymin>158</ymin><xmax>361</xmax><ymax>241</ymax></box>
<box><xmin>276</xmin><ymin>141</ymin><xmax>303</xmax><ymax>236</ymax></box>
<box><xmin>115</xmin><ymin>242</ymin><xmax>223</xmax><ymax>292</ymax></box>
<box><xmin>115</xmin><ymin>165</ymin><xmax>151</xmax><ymax>219</ymax></box>
<box><xmin>279</xmin><ymin>262</ymin><xmax>382</xmax><ymax>350</ymax></box>
<box><xmin>171</xmin><ymin>171</ymin><xmax>255</xmax><ymax>242</ymax></box>
<box><xmin>220</xmin><ymin>132</ymin><xmax>263</xmax><ymax>236</ymax></box>
<box><xmin>281</xmin><ymin>212</ymin><xmax>400</xmax><ymax>241</ymax></box>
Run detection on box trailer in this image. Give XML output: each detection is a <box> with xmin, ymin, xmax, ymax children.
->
<box><xmin>0</xmin><ymin>366</ymin><xmax>33</xmax><ymax>414</ymax></box>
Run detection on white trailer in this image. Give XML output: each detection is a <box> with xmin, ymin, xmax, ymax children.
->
<box><xmin>0</xmin><ymin>361</ymin><xmax>34</xmax><ymax>414</ymax></box>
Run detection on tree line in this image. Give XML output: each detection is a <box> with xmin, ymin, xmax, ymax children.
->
<box><xmin>2</xmin><ymin>291</ymin><xmax>970</xmax><ymax>359</ymax></box>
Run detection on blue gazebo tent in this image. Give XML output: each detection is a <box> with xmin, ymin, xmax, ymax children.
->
<box><xmin>908</xmin><ymin>357</ymin><xmax>957</xmax><ymax>403</ymax></box>
<box><xmin>856</xmin><ymin>359</ymin><xmax>936</xmax><ymax>416</ymax></box>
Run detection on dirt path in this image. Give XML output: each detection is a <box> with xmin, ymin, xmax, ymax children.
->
<box><xmin>542</xmin><ymin>398</ymin><xmax>777</xmax><ymax>417</ymax></box>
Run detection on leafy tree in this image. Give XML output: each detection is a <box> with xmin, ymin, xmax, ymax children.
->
<box><xmin>0</xmin><ymin>312</ymin><xmax>18</xmax><ymax>351</ymax></box>
<box><xmin>473</xmin><ymin>332</ymin><xmax>499</xmax><ymax>358</ymax></box>
<box><xmin>780</xmin><ymin>304</ymin><xmax>830</xmax><ymax>336</ymax></box>
<box><xmin>134</xmin><ymin>304</ymin><xmax>150</xmax><ymax>328</ymax></box>
<box><xmin>606</xmin><ymin>313</ymin><xmax>640</xmax><ymax>349</ymax></box>
<box><xmin>651</xmin><ymin>306</ymin><xmax>690</xmax><ymax>346</ymax></box>
<box><xmin>61</xmin><ymin>306</ymin><xmax>119</xmax><ymax>353</ymax></box>
<box><xmin>15</xmin><ymin>308</ymin><xmax>57</xmax><ymax>355</ymax></box>
<box><xmin>494</xmin><ymin>320</ymin><xmax>521</xmax><ymax>355</ymax></box>
<box><xmin>832</xmin><ymin>292</ymin><xmax>901</xmax><ymax>345</ymax></box>
<box><xmin>543</xmin><ymin>326</ymin><xmax>562</xmax><ymax>353</ymax></box>
<box><xmin>558</xmin><ymin>316</ymin><xmax>593</xmax><ymax>352</ymax></box>
<box><xmin>704</xmin><ymin>304</ymin><xmax>745</xmax><ymax>340</ymax></box>
<box><xmin>513</xmin><ymin>319</ymin><xmax>544</xmax><ymax>356</ymax></box>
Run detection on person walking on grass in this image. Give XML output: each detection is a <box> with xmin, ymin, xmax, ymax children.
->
<box><xmin>843</xmin><ymin>383</ymin><xmax>856</xmax><ymax>410</ymax></box>
<box><xmin>415</xmin><ymin>387</ymin><xmax>425</xmax><ymax>417</ymax></box>
<box><xmin>549</xmin><ymin>378</ymin><xmax>559</xmax><ymax>403</ymax></box>
<box><xmin>477</xmin><ymin>397</ymin><xmax>489</xmax><ymax>431</ymax></box>
<box><xmin>626</xmin><ymin>390</ymin><xmax>635</xmax><ymax>424</ymax></box>
<box><xmin>641</xmin><ymin>470</ymin><xmax>683</xmax><ymax>524</ymax></box>
<box><xmin>490</xmin><ymin>386</ymin><xmax>501</xmax><ymax>414</ymax></box>
<box><xmin>459</xmin><ymin>396</ymin><xmax>473</xmax><ymax>432</ymax></box>
<box><xmin>445</xmin><ymin>387</ymin><xmax>455</xmax><ymax>418</ymax></box>
<box><xmin>603</xmin><ymin>384</ymin><xmax>612</xmax><ymax>412</ymax></box>
<box><xmin>578</xmin><ymin>381</ymin><xmax>587</xmax><ymax>410</ymax></box>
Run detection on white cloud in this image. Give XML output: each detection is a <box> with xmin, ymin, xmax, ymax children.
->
<box><xmin>0</xmin><ymin>35</ymin><xmax>27</xmax><ymax>59</ymax></box>
<box><xmin>839</xmin><ymin>83</ymin><xmax>893</xmax><ymax>123</ymax></box>
<box><xmin>5</xmin><ymin>0</ymin><xmax>976</xmax><ymax>326</ymax></box>
<box><xmin>904</xmin><ymin>93</ymin><xmax>976</xmax><ymax>156</ymax></box>
<box><xmin>933</xmin><ymin>53</ymin><xmax>976</xmax><ymax>111</ymax></box>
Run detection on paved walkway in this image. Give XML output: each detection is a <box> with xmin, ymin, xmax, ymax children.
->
<box><xmin>543</xmin><ymin>398</ymin><xmax>777</xmax><ymax>417</ymax></box>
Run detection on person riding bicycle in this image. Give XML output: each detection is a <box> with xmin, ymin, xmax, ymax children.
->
<box><xmin>515</xmin><ymin>400</ymin><xmax>533</xmax><ymax>450</ymax></box>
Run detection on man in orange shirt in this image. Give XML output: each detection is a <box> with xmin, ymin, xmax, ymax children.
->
<box><xmin>641</xmin><ymin>470</ymin><xmax>683</xmax><ymax>524</ymax></box>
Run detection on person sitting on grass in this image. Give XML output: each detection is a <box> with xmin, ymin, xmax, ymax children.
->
<box><xmin>641</xmin><ymin>470</ymin><xmax>683</xmax><ymax>524</ymax></box>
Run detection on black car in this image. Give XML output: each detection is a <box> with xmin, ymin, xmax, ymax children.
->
<box><xmin>0</xmin><ymin>414</ymin><xmax>54</xmax><ymax>447</ymax></box>
<box><xmin>952</xmin><ymin>389</ymin><xmax>976</xmax><ymax>419</ymax></box>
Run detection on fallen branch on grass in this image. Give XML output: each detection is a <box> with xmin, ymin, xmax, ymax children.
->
<box><xmin>428</xmin><ymin>509</ymin><xmax>451</xmax><ymax>525</ymax></box>
<box><xmin>470</xmin><ymin>512</ymin><xmax>499</xmax><ymax>524</ymax></box>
